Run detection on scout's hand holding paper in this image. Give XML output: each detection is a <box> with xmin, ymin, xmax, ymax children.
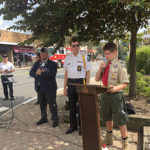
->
<box><xmin>107</xmin><ymin>85</ymin><xmax>118</xmax><ymax>93</ymax></box>
<box><xmin>107</xmin><ymin>85</ymin><xmax>114</xmax><ymax>93</ymax></box>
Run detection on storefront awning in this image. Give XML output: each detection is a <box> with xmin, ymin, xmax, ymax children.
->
<box><xmin>13</xmin><ymin>46</ymin><xmax>35</xmax><ymax>53</ymax></box>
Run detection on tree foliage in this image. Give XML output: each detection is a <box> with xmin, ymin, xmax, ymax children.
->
<box><xmin>0</xmin><ymin>0</ymin><xmax>148</xmax><ymax>46</ymax></box>
<box><xmin>0</xmin><ymin>0</ymin><xmax>150</xmax><ymax>96</ymax></box>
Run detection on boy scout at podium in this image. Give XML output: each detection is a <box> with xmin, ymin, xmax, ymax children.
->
<box><xmin>63</xmin><ymin>36</ymin><xmax>91</xmax><ymax>135</ymax></box>
<box><xmin>95</xmin><ymin>43</ymin><xmax>129</xmax><ymax>150</ymax></box>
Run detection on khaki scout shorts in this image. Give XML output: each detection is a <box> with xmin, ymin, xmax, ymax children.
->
<box><xmin>101</xmin><ymin>92</ymin><xmax>128</xmax><ymax>126</ymax></box>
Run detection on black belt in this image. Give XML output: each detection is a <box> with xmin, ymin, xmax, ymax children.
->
<box><xmin>68</xmin><ymin>78</ymin><xmax>84</xmax><ymax>82</ymax></box>
<box><xmin>1</xmin><ymin>75</ymin><xmax>13</xmax><ymax>77</ymax></box>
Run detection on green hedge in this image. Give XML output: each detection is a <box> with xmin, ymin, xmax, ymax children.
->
<box><xmin>125</xmin><ymin>46</ymin><xmax>150</xmax><ymax>74</ymax></box>
<box><xmin>137</xmin><ymin>46</ymin><xmax>150</xmax><ymax>74</ymax></box>
<box><xmin>136</xmin><ymin>72</ymin><xmax>150</xmax><ymax>97</ymax></box>
<box><xmin>124</xmin><ymin>72</ymin><xmax>150</xmax><ymax>97</ymax></box>
<box><xmin>125</xmin><ymin>46</ymin><xmax>150</xmax><ymax>97</ymax></box>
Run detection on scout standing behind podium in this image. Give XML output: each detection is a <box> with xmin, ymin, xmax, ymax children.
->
<box><xmin>63</xmin><ymin>36</ymin><xmax>91</xmax><ymax>135</ymax></box>
<box><xmin>95</xmin><ymin>43</ymin><xmax>129</xmax><ymax>150</ymax></box>
<box><xmin>0</xmin><ymin>54</ymin><xmax>15</xmax><ymax>101</ymax></box>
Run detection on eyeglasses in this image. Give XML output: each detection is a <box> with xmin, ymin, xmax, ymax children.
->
<box><xmin>103</xmin><ymin>52</ymin><xmax>112</xmax><ymax>56</ymax></box>
<box><xmin>72</xmin><ymin>44</ymin><xmax>79</xmax><ymax>48</ymax></box>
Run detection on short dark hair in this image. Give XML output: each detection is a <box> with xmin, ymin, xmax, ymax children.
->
<box><xmin>69</xmin><ymin>36</ymin><xmax>79</xmax><ymax>45</ymax></box>
<box><xmin>40</xmin><ymin>47</ymin><xmax>48</xmax><ymax>53</ymax></box>
<box><xmin>103</xmin><ymin>43</ymin><xmax>117</xmax><ymax>52</ymax></box>
<box><xmin>3</xmin><ymin>54</ymin><xmax>8</xmax><ymax>58</ymax></box>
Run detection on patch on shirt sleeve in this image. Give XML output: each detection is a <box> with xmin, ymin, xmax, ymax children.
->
<box><xmin>113</xmin><ymin>64</ymin><xmax>118</xmax><ymax>68</ymax></box>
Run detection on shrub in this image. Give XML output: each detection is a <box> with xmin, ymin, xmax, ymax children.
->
<box><xmin>136</xmin><ymin>46</ymin><xmax>150</xmax><ymax>74</ymax></box>
<box><xmin>124</xmin><ymin>72</ymin><xmax>150</xmax><ymax>97</ymax></box>
<box><xmin>125</xmin><ymin>46</ymin><xmax>150</xmax><ymax>74</ymax></box>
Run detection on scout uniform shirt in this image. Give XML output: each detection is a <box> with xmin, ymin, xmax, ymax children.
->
<box><xmin>64</xmin><ymin>52</ymin><xmax>91</xmax><ymax>78</ymax></box>
<box><xmin>108</xmin><ymin>58</ymin><xmax>129</xmax><ymax>88</ymax></box>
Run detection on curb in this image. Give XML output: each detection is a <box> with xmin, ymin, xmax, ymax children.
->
<box><xmin>0</xmin><ymin>88</ymin><xmax>64</xmax><ymax>119</ymax></box>
<box><xmin>0</xmin><ymin>77</ymin><xmax>96</xmax><ymax>119</ymax></box>
<box><xmin>0</xmin><ymin>76</ymin><xmax>97</xmax><ymax>119</ymax></box>
<box><xmin>0</xmin><ymin>97</ymin><xmax>37</xmax><ymax>118</ymax></box>
<box><xmin>15</xmin><ymin>66</ymin><xmax>31</xmax><ymax>70</ymax></box>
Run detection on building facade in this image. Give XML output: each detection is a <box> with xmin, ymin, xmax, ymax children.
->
<box><xmin>0</xmin><ymin>30</ymin><xmax>37</xmax><ymax>66</ymax></box>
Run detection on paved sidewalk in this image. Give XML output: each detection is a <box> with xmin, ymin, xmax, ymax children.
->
<box><xmin>0</xmin><ymin>77</ymin><xmax>138</xmax><ymax>150</ymax></box>
<box><xmin>0</xmin><ymin>91</ymin><xmax>138</xmax><ymax>150</ymax></box>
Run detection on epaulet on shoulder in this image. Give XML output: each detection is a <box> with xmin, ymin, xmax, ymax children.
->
<box><xmin>82</xmin><ymin>52</ymin><xmax>88</xmax><ymax>58</ymax></box>
<box><xmin>80</xmin><ymin>51</ymin><xmax>86</xmax><ymax>55</ymax></box>
<box><xmin>66</xmin><ymin>53</ymin><xmax>71</xmax><ymax>57</ymax></box>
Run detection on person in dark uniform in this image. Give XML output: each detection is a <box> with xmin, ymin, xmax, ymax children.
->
<box><xmin>64</xmin><ymin>36</ymin><xmax>91</xmax><ymax>135</ymax></box>
<box><xmin>0</xmin><ymin>54</ymin><xmax>15</xmax><ymax>101</ymax></box>
<box><xmin>29</xmin><ymin>47</ymin><xmax>59</xmax><ymax>127</ymax></box>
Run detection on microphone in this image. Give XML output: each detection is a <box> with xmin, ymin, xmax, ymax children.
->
<box><xmin>100</xmin><ymin>59</ymin><xmax>107</xmax><ymax>79</ymax></box>
<box><xmin>100</xmin><ymin>68</ymin><xmax>104</xmax><ymax>79</ymax></box>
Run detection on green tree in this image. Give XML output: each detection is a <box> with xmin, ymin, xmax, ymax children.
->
<box><xmin>0</xmin><ymin>0</ymin><xmax>150</xmax><ymax>97</ymax></box>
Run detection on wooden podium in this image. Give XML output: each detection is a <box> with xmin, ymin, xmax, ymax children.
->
<box><xmin>70</xmin><ymin>83</ymin><xmax>107</xmax><ymax>150</ymax></box>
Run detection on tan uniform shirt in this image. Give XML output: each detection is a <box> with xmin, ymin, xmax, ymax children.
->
<box><xmin>108</xmin><ymin>58</ymin><xmax>129</xmax><ymax>87</ymax></box>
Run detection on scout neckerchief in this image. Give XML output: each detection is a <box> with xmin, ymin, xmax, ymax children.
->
<box><xmin>102</xmin><ymin>61</ymin><xmax>111</xmax><ymax>87</ymax></box>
